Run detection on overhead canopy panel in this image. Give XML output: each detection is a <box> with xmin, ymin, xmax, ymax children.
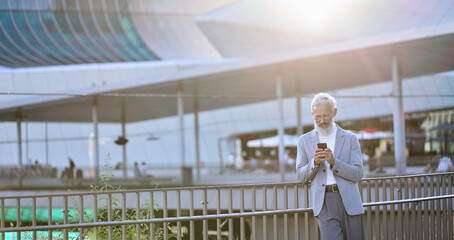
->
<box><xmin>0</xmin><ymin>24</ymin><xmax>453</xmax><ymax>123</ymax></box>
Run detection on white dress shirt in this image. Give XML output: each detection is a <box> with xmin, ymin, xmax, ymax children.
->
<box><xmin>318</xmin><ymin>127</ymin><xmax>337</xmax><ymax>185</ymax></box>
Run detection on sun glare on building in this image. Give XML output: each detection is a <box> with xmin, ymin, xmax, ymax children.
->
<box><xmin>285</xmin><ymin>0</ymin><xmax>344</xmax><ymax>27</ymax></box>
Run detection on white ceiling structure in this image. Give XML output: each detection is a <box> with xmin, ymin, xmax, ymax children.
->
<box><xmin>0</xmin><ymin>22</ymin><xmax>453</xmax><ymax>123</ymax></box>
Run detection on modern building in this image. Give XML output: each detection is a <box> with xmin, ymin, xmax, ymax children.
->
<box><xmin>0</xmin><ymin>0</ymin><xmax>453</xmax><ymax>179</ymax></box>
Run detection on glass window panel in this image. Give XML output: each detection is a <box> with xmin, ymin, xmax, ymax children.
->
<box><xmin>12</xmin><ymin>12</ymin><xmax>58</xmax><ymax>62</ymax></box>
<box><xmin>49</xmin><ymin>0</ymin><xmax>65</xmax><ymax>11</ymax></box>
<box><xmin>40</xmin><ymin>11</ymin><xmax>82</xmax><ymax>60</ymax></box>
<box><xmin>104</xmin><ymin>0</ymin><xmax>118</xmax><ymax>12</ymax></box>
<box><xmin>0</xmin><ymin>44</ymin><xmax>21</xmax><ymax>65</ymax></box>
<box><xmin>91</xmin><ymin>0</ymin><xmax>104</xmax><ymax>11</ymax></box>
<box><xmin>54</xmin><ymin>12</ymin><xmax>99</xmax><ymax>60</ymax></box>
<box><xmin>120</xmin><ymin>13</ymin><xmax>156</xmax><ymax>59</ymax></box>
<box><xmin>4</xmin><ymin>1</ymin><xmax>19</xmax><ymax>10</ymax></box>
<box><xmin>0</xmin><ymin>2</ymin><xmax>9</xmax><ymax>10</ymax></box>
<box><xmin>116</xmin><ymin>0</ymin><xmax>130</xmax><ymax>14</ymax></box>
<box><xmin>66</xmin><ymin>12</ymin><xmax>106</xmax><ymax>59</ymax></box>
<box><xmin>107</xmin><ymin>13</ymin><xmax>144</xmax><ymax>60</ymax></box>
<box><xmin>79</xmin><ymin>12</ymin><xmax>117</xmax><ymax>59</ymax></box>
<box><xmin>64</xmin><ymin>0</ymin><xmax>78</xmax><ymax>11</ymax></box>
<box><xmin>27</xmin><ymin>13</ymin><xmax>51</xmax><ymax>45</ymax></box>
<box><xmin>77</xmin><ymin>0</ymin><xmax>92</xmax><ymax>11</ymax></box>
<box><xmin>0</xmin><ymin>12</ymin><xmax>37</xmax><ymax>57</ymax></box>
<box><xmin>94</xmin><ymin>13</ymin><xmax>132</xmax><ymax>59</ymax></box>
<box><xmin>19</xmin><ymin>0</ymin><xmax>43</xmax><ymax>11</ymax></box>
<box><xmin>27</xmin><ymin>12</ymin><xmax>74</xmax><ymax>63</ymax></box>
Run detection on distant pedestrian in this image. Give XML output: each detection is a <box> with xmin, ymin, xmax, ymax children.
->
<box><xmin>68</xmin><ymin>157</ymin><xmax>75</xmax><ymax>179</ymax></box>
<box><xmin>133</xmin><ymin>162</ymin><xmax>141</xmax><ymax>178</ymax></box>
<box><xmin>140</xmin><ymin>162</ymin><xmax>148</xmax><ymax>177</ymax></box>
<box><xmin>250</xmin><ymin>157</ymin><xmax>257</xmax><ymax>171</ymax></box>
<box><xmin>436</xmin><ymin>156</ymin><xmax>453</xmax><ymax>172</ymax></box>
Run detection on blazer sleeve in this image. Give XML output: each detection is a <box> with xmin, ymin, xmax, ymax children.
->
<box><xmin>331</xmin><ymin>134</ymin><xmax>363</xmax><ymax>182</ymax></box>
<box><xmin>296</xmin><ymin>136</ymin><xmax>320</xmax><ymax>183</ymax></box>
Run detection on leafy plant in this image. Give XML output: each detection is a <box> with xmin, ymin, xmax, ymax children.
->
<box><xmin>62</xmin><ymin>154</ymin><xmax>177</xmax><ymax>240</ymax></box>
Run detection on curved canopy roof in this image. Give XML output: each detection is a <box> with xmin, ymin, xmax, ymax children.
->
<box><xmin>0</xmin><ymin>23</ymin><xmax>453</xmax><ymax>123</ymax></box>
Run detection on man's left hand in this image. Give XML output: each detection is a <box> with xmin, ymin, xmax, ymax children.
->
<box><xmin>324</xmin><ymin>148</ymin><xmax>335</xmax><ymax>166</ymax></box>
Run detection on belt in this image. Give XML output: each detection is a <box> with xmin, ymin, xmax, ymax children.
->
<box><xmin>325</xmin><ymin>184</ymin><xmax>338</xmax><ymax>192</ymax></box>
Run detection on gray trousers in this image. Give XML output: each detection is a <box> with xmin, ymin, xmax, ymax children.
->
<box><xmin>316</xmin><ymin>191</ymin><xmax>365</xmax><ymax>240</ymax></box>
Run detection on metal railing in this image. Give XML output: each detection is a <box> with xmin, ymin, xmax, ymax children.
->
<box><xmin>1</xmin><ymin>172</ymin><xmax>453</xmax><ymax>240</ymax></box>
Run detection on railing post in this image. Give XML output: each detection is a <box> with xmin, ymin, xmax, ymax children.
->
<box><xmin>149</xmin><ymin>191</ymin><xmax>155</xmax><ymax>240</ymax></box>
<box><xmin>217</xmin><ymin>187</ymin><xmax>222</xmax><ymax>240</ymax></box>
<box><xmin>122</xmin><ymin>193</ymin><xmax>126</xmax><ymax>240</ymax></box>
<box><xmin>240</xmin><ymin>187</ymin><xmax>245</xmax><ymax>240</ymax></box>
<box><xmin>203</xmin><ymin>188</ymin><xmax>208</xmax><ymax>240</ymax></box>
<box><xmin>229</xmin><ymin>187</ymin><xmax>234</xmax><ymax>240</ymax></box>
<box><xmin>374</xmin><ymin>180</ymin><xmax>379</xmax><ymax>238</ymax></box>
<box><xmin>94</xmin><ymin>193</ymin><xmax>98</xmax><ymax>238</ymax></box>
<box><xmin>424</xmin><ymin>176</ymin><xmax>429</xmax><ymax>239</ymax></box>
<box><xmin>252</xmin><ymin>186</ymin><xmax>256</xmax><ymax>240</ymax></box>
<box><xmin>135</xmin><ymin>192</ymin><xmax>140</xmax><ymax>240</ymax></box>
<box><xmin>262</xmin><ymin>186</ymin><xmax>267</xmax><ymax>240</ymax></box>
<box><xmin>163</xmin><ymin>190</ymin><xmax>168</xmax><ymax>240</ymax></box>
<box><xmin>108</xmin><ymin>193</ymin><xmax>113</xmax><ymax>240</ymax></box>
<box><xmin>448</xmin><ymin>175</ymin><xmax>453</xmax><ymax>238</ymax></box>
<box><xmin>303</xmin><ymin>183</ymin><xmax>309</xmax><ymax>240</ymax></box>
<box><xmin>417</xmin><ymin>177</ymin><xmax>423</xmax><ymax>238</ymax></box>
<box><xmin>390</xmin><ymin>178</ymin><xmax>396</xmax><ymax>239</ymax></box>
<box><xmin>190</xmin><ymin>189</ymin><xmax>194</xmax><ymax>240</ymax></box>
<box><xmin>273</xmin><ymin>186</ymin><xmax>277</xmax><ymax>240</ymax></box>
<box><xmin>1</xmin><ymin>199</ymin><xmax>5</xmax><ymax>240</ymax></box>
<box><xmin>32</xmin><ymin>197</ymin><xmax>36</xmax><ymax>240</ymax></box>
<box><xmin>366</xmin><ymin>180</ymin><xmax>372</xmax><ymax>239</ymax></box>
<box><xmin>397</xmin><ymin>178</ymin><xmax>403</xmax><ymax>239</ymax></box>
<box><xmin>177</xmin><ymin>189</ymin><xmax>182</xmax><ymax>240</ymax></box>
<box><xmin>283</xmin><ymin>185</ymin><xmax>288</xmax><ymax>240</ymax></box>
<box><xmin>63</xmin><ymin>195</ymin><xmax>68</xmax><ymax>240</ymax></box>
<box><xmin>79</xmin><ymin>195</ymin><xmax>84</xmax><ymax>240</ymax></box>
<box><xmin>382</xmin><ymin>179</ymin><xmax>388</xmax><ymax>239</ymax></box>
<box><xmin>293</xmin><ymin>184</ymin><xmax>299</xmax><ymax>240</ymax></box>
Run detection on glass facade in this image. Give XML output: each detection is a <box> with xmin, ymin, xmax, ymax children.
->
<box><xmin>0</xmin><ymin>0</ymin><xmax>158</xmax><ymax>68</ymax></box>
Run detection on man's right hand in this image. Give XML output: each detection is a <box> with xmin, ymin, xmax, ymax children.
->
<box><xmin>314</xmin><ymin>148</ymin><xmax>326</xmax><ymax>166</ymax></box>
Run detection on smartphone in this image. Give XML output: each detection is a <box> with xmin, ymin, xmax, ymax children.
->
<box><xmin>317</xmin><ymin>143</ymin><xmax>327</xmax><ymax>150</ymax></box>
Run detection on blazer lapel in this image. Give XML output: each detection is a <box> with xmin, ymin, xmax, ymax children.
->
<box><xmin>334</xmin><ymin>126</ymin><xmax>345</xmax><ymax>159</ymax></box>
<box><xmin>310</xmin><ymin>130</ymin><xmax>319</xmax><ymax>157</ymax></box>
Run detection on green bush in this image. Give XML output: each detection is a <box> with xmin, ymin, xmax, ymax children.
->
<box><xmin>63</xmin><ymin>154</ymin><xmax>176</xmax><ymax>240</ymax></box>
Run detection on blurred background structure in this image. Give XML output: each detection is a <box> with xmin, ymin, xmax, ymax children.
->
<box><xmin>0</xmin><ymin>0</ymin><xmax>453</xmax><ymax>188</ymax></box>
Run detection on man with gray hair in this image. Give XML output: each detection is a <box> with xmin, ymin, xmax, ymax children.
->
<box><xmin>296</xmin><ymin>93</ymin><xmax>365</xmax><ymax>240</ymax></box>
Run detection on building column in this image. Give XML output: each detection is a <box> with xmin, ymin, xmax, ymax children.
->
<box><xmin>45</xmin><ymin>122</ymin><xmax>49</xmax><ymax>166</ymax></box>
<box><xmin>93</xmin><ymin>98</ymin><xmax>100</xmax><ymax>179</ymax></box>
<box><xmin>16</xmin><ymin>111</ymin><xmax>23</xmax><ymax>186</ymax></box>
<box><xmin>392</xmin><ymin>54</ymin><xmax>406</xmax><ymax>175</ymax></box>
<box><xmin>26</xmin><ymin>121</ymin><xmax>29</xmax><ymax>163</ymax></box>
<box><xmin>121</xmin><ymin>108</ymin><xmax>127</xmax><ymax>178</ymax></box>
<box><xmin>178</xmin><ymin>83</ymin><xmax>186</xmax><ymax>167</ymax></box>
<box><xmin>276</xmin><ymin>69</ymin><xmax>285</xmax><ymax>181</ymax></box>
<box><xmin>296</xmin><ymin>79</ymin><xmax>303</xmax><ymax>136</ymax></box>
<box><xmin>194</xmin><ymin>100</ymin><xmax>200</xmax><ymax>182</ymax></box>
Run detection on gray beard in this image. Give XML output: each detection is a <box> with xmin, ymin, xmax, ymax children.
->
<box><xmin>314</xmin><ymin>122</ymin><xmax>336</xmax><ymax>136</ymax></box>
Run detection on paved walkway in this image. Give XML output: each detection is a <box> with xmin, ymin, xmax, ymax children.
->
<box><xmin>0</xmin><ymin>164</ymin><xmax>428</xmax><ymax>191</ymax></box>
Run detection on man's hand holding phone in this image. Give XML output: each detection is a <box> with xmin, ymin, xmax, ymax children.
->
<box><xmin>314</xmin><ymin>143</ymin><xmax>327</xmax><ymax>166</ymax></box>
<box><xmin>315</xmin><ymin>143</ymin><xmax>335</xmax><ymax>167</ymax></box>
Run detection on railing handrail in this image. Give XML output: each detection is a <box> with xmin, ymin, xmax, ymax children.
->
<box><xmin>360</xmin><ymin>171</ymin><xmax>454</xmax><ymax>181</ymax></box>
<box><xmin>1</xmin><ymin>194</ymin><xmax>453</xmax><ymax>233</ymax></box>
<box><xmin>1</xmin><ymin>172</ymin><xmax>453</xmax><ymax>200</ymax></box>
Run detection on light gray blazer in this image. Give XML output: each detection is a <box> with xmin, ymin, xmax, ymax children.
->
<box><xmin>296</xmin><ymin>125</ymin><xmax>365</xmax><ymax>216</ymax></box>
